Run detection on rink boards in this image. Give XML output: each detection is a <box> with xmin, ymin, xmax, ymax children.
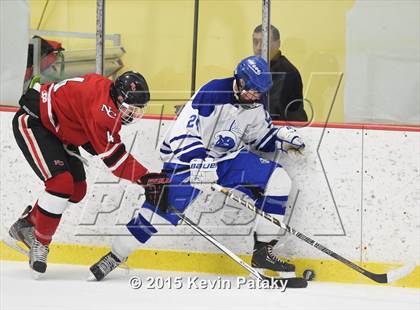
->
<box><xmin>0</xmin><ymin>111</ymin><xmax>419</xmax><ymax>287</ymax></box>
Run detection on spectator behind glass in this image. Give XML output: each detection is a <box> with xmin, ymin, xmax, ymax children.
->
<box><xmin>253</xmin><ymin>25</ymin><xmax>308</xmax><ymax>121</ymax></box>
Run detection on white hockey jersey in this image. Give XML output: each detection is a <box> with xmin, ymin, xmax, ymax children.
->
<box><xmin>160</xmin><ymin>78</ymin><xmax>279</xmax><ymax>166</ymax></box>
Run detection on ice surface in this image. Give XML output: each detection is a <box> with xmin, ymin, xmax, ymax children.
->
<box><xmin>1</xmin><ymin>261</ymin><xmax>419</xmax><ymax>310</ymax></box>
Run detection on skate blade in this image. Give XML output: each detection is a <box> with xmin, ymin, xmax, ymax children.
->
<box><xmin>254</xmin><ymin>267</ymin><xmax>296</xmax><ymax>279</ymax></box>
<box><xmin>3</xmin><ymin>236</ymin><xmax>29</xmax><ymax>257</ymax></box>
<box><xmin>279</xmin><ymin>271</ymin><xmax>296</xmax><ymax>278</ymax></box>
<box><xmin>31</xmin><ymin>269</ymin><xmax>44</xmax><ymax>280</ymax></box>
<box><xmin>86</xmin><ymin>271</ymin><xmax>98</xmax><ymax>281</ymax></box>
<box><xmin>118</xmin><ymin>262</ymin><xmax>131</xmax><ymax>276</ymax></box>
<box><xmin>86</xmin><ymin>263</ymin><xmax>130</xmax><ymax>281</ymax></box>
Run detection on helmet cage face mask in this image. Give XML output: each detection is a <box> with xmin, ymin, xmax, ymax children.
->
<box><xmin>234</xmin><ymin>75</ymin><xmax>263</xmax><ymax>108</ymax></box>
<box><xmin>118</xmin><ymin>101</ymin><xmax>146</xmax><ymax>125</ymax></box>
<box><xmin>240</xmin><ymin>94</ymin><xmax>263</xmax><ymax>108</ymax></box>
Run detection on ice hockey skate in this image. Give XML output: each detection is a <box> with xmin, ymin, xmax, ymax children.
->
<box><xmin>251</xmin><ymin>235</ymin><xmax>296</xmax><ymax>278</ymax></box>
<box><xmin>5</xmin><ymin>205</ymin><xmax>35</xmax><ymax>256</ymax></box>
<box><xmin>88</xmin><ymin>251</ymin><xmax>127</xmax><ymax>281</ymax></box>
<box><xmin>29</xmin><ymin>239</ymin><xmax>49</xmax><ymax>277</ymax></box>
<box><xmin>7</xmin><ymin>205</ymin><xmax>50</xmax><ymax>277</ymax></box>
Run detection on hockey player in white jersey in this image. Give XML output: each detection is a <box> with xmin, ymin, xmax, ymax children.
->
<box><xmin>89</xmin><ymin>56</ymin><xmax>305</xmax><ymax>281</ymax></box>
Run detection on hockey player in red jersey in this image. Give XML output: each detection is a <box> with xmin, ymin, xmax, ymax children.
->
<box><xmin>8</xmin><ymin>71</ymin><xmax>169</xmax><ymax>277</ymax></box>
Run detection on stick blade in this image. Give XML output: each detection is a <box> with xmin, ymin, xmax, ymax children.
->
<box><xmin>386</xmin><ymin>263</ymin><xmax>416</xmax><ymax>283</ymax></box>
<box><xmin>281</xmin><ymin>277</ymin><xmax>308</xmax><ymax>288</ymax></box>
<box><xmin>260</xmin><ymin>274</ymin><xmax>308</xmax><ymax>288</ymax></box>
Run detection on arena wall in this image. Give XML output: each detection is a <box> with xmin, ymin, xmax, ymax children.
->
<box><xmin>1</xmin><ymin>110</ymin><xmax>418</xmax><ymax>287</ymax></box>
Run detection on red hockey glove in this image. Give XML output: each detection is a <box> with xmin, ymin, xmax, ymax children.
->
<box><xmin>138</xmin><ymin>172</ymin><xmax>171</xmax><ymax>213</ymax></box>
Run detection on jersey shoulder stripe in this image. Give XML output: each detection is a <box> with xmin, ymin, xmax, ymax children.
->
<box><xmin>169</xmin><ymin>134</ymin><xmax>202</xmax><ymax>144</ymax></box>
<box><xmin>191</xmin><ymin>78</ymin><xmax>236</xmax><ymax>117</ymax></box>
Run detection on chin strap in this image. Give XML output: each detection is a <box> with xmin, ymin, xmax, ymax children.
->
<box><xmin>109</xmin><ymin>85</ymin><xmax>120</xmax><ymax>108</ymax></box>
<box><xmin>233</xmin><ymin>76</ymin><xmax>241</xmax><ymax>100</ymax></box>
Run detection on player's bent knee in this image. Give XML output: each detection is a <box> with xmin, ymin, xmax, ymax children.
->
<box><xmin>265</xmin><ymin>167</ymin><xmax>292</xmax><ymax>197</ymax></box>
<box><xmin>39</xmin><ymin>172</ymin><xmax>74</xmax><ymax>215</ymax></box>
<box><xmin>69</xmin><ymin>180</ymin><xmax>87</xmax><ymax>203</ymax></box>
<box><xmin>45</xmin><ymin>171</ymin><xmax>74</xmax><ymax>197</ymax></box>
<box><xmin>126</xmin><ymin>210</ymin><xmax>158</xmax><ymax>244</ymax></box>
<box><xmin>258</xmin><ymin>168</ymin><xmax>291</xmax><ymax>216</ymax></box>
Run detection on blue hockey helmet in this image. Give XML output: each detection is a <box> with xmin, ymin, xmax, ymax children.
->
<box><xmin>234</xmin><ymin>56</ymin><xmax>272</xmax><ymax>93</ymax></box>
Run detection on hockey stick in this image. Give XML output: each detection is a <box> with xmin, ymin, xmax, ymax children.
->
<box><xmin>168</xmin><ymin>206</ymin><xmax>307</xmax><ymax>288</ymax></box>
<box><xmin>212</xmin><ymin>184</ymin><xmax>416</xmax><ymax>284</ymax></box>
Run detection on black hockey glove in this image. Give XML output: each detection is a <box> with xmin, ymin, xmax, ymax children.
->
<box><xmin>138</xmin><ymin>172</ymin><xmax>171</xmax><ymax>213</ymax></box>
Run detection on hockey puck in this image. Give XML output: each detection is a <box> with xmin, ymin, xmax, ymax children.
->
<box><xmin>303</xmin><ymin>269</ymin><xmax>315</xmax><ymax>281</ymax></box>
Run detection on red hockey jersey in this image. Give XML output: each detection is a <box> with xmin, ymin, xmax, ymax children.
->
<box><xmin>38</xmin><ymin>74</ymin><xmax>148</xmax><ymax>182</ymax></box>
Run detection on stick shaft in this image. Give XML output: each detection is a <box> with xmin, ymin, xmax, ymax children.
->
<box><xmin>169</xmin><ymin>207</ymin><xmax>263</xmax><ymax>280</ymax></box>
<box><xmin>213</xmin><ymin>184</ymin><xmax>390</xmax><ymax>283</ymax></box>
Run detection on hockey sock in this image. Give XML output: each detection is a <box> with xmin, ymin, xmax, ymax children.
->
<box><xmin>254</xmin><ymin>213</ymin><xmax>285</xmax><ymax>243</ymax></box>
<box><xmin>34</xmin><ymin>205</ymin><xmax>63</xmax><ymax>245</ymax></box>
<box><xmin>27</xmin><ymin>202</ymin><xmax>38</xmax><ymax>226</ymax></box>
<box><xmin>113</xmin><ymin>209</ymin><xmax>159</xmax><ymax>258</ymax></box>
<box><xmin>33</xmin><ymin>172</ymin><xmax>73</xmax><ymax>245</ymax></box>
<box><xmin>112</xmin><ymin>234</ymin><xmax>142</xmax><ymax>259</ymax></box>
<box><xmin>69</xmin><ymin>180</ymin><xmax>87</xmax><ymax>203</ymax></box>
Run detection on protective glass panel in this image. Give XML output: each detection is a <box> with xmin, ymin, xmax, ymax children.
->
<box><xmin>1</xmin><ymin>0</ymin><xmax>418</xmax><ymax>126</ymax></box>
